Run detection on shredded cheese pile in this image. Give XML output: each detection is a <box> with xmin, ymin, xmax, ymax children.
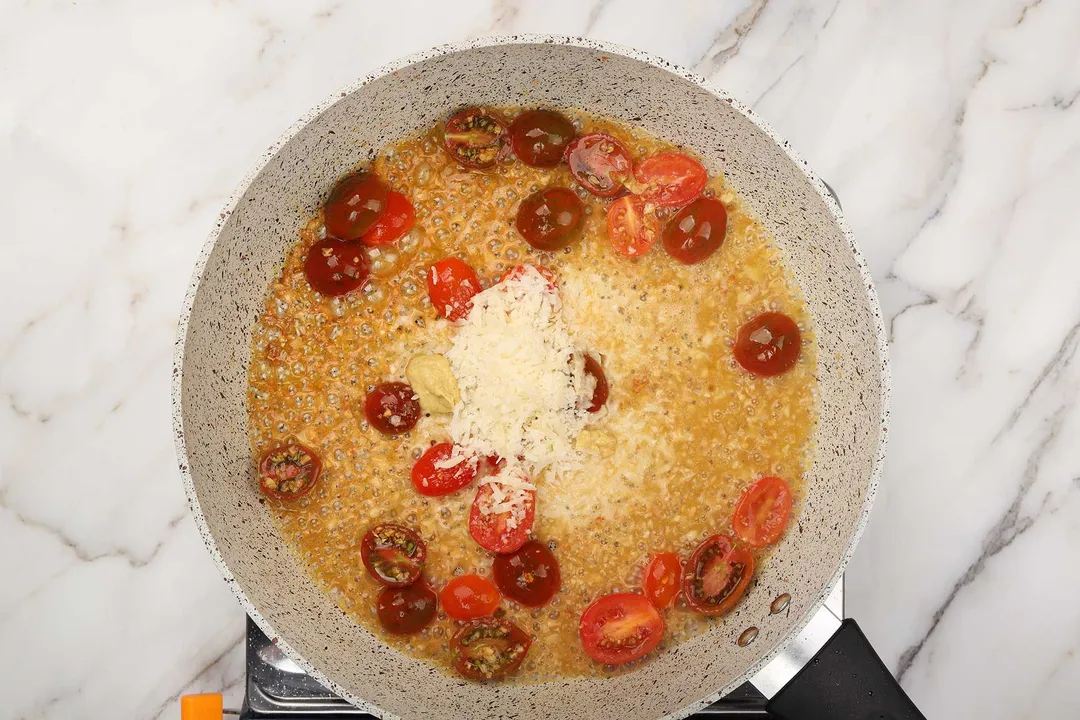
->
<box><xmin>478</xmin><ymin>467</ymin><xmax>537</xmax><ymax>530</ymax></box>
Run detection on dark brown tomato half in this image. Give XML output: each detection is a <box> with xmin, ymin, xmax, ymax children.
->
<box><xmin>363</xmin><ymin>382</ymin><xmax>421</xmax><ymax>435</ymax></box>
<box><xmin>565</xmin><ymin>133</ymin><xmax>632</xmax><ymax>197</ymax></box>
<box><xmin>450</xmin><ymin>618</ymin><xmax>532</xmax><ymax>681</ymax></box>
<box><xmin>443</xmin><ymin>107</ymin><xmax>510</xmax><ymax>170</ymax></box>
<box><xmin>509</xmin><ymin>109</ymin><xmax>576</xmax><ymax>167</ymax></box>
<box><xmin>360</xmin><ymin>523</ymin><xmax>426</xmax><ymax>587</ymax></box>
<box><xmin>662</xmin><ymin>197</ymin><xmax>728</xmax><ymax>265</ymax></box>
<box><xmin>515</xmin><ymin>187</ymin><xmax>584</xmax><ymax>251</ymax></box>
<box><xmin>304</xmin><ymin>239</ymin><xmax>371</xmax><ymax>296</ymax></box>
<box><xmin>682</xmin><ymin>534</ymin><xmax>754</xmax><ymax>616</ymax></box>
<box><xmin>258</xmin><ymin>442</ymin><xmax>322</xmax><ymax>501</ymax></box>
<box><xmin>376</xmin><ymin>580</ymin><xmax>437</xmax><ymax>635</ymax></box>
<box><xmin>492</xmin><ymin>540</ymin><xmax>561</xmax><ymax>607</ymax></box>
<box><xmin>323</xmin><ymin>173</ymin><xmax>388</xmax><ymax>240</ymax></box>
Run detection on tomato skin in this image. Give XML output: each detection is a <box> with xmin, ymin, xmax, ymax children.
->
<box><xmin>510</xmin><ymin>109</ymin><xmax>576</xmax><ymax>168</ymax></box>
<box><xmin>606</xmin><ymin>195</ymin><xmax>660</xmax><ymax>257</ymax></box>
<box><xmin>499</xmin><ymin>264</ymin><xmax>557</xmax><ymax>288</ymax></box>
<box><xmin>662</xmin><ymin>197</ymin><xmax>728</xmax><ymax>265</ymax></box>
<box><xmin>358</xmin><ymin>191</ymin><xmax>415</xmax><ymax>247</ymax></box>
<box><xmin>493</xmin><ymin>540</ymin><xmax>561</xmax><ymax>607</ymax></box>
<box><xmin>732</xmin><ymin>476</ymin><xmax>793</xmax><ymax>548</ymax></box>
<box><xmin>443</xmin><ymin>107</ymin><xmax>510</xmax><ymax>169</ymax></box>
<box><xmin>450</xmin><ymin>618</ymin><xmax>532</xmax><ymax>681</ymax></box>
<box><xmin>363</xmin><ymin>382</ymin><xmax>421</xmax><ymax>435</ymax></box>
<box><xmin>411</xmin><ymin>443</ymin><xmax>479</xmax><ymax>497</ymax></box>
<box><xmin>426</xmin><ymin>258</ymin><xmax>481</xmax><ymax>322</ymax></box>
<box><xmin>633</xmin><ymin>152</ymin><xmax>707</xmax><ymax>207</ymax></box>
<box><xmin>323</xmin><ymin>173</ymin><xmax>388</xmax><ymax>240</ymax></box>
<box><xmin>469</xmin><ymin>480</ymin><xmax>536</xmax><ymax>554</ymax></box>
<box><xmin>578</xmin><ymin>593</ymin><xmax>665</xmax><ymax>665</ymax></box>
<box><xmin>733</xmin><ymin>312</ymin><xmax>802</xmax><ymax>377</ymax></box>
<box><xmin>440</xmin><ymin>575</ymin><xmax>501</xmax><ymax>620</ymax></box>
<box><xmin>566</xmin><ymin>133</ymin><xmax>632</xmax><ymax>197</ymax></box>
<box><xmin>515</xmin><ymin>187</ymin><xmax>584</xmax><ymax>251</ymax></box>
<box><xmin>360</xmin><ymin>524</ymin><xmax>427</xmax><ymax>587</ymax></box>
<box><xmin>682</xmin><ymin>535</ymin><xmax>754</xmax><ymax>616</ymax></box>
<box><xmin>642</xmin><ymin>552</ymin><xmax>682</xmax><ymax>609</ymax></box>
<box><xmin>258</xmin><ymin>442</ymin><xmax>322</xmax><ymax>500</ymax></box>
<box><xmin>376</xmin><ymin>580</ymin><xmax>437</xmax><ymax>635</ymax></box>
<box><xmin>304</xmin><ymin>239</ymin><xmax>371</xmax><ymax>296</ymax></box>
<box><xmin>581</xmin><ymin>353</ymin><xmax>609</xmax><ymax>413</ymax></box>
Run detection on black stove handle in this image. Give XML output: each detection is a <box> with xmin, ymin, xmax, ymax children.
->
<box><xmin>765</xmin><ymin>619</ymin><xmax>926</xmax><ymax>720</ymax></box>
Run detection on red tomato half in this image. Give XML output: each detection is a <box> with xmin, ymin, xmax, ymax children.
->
<box><xmin>258</xmin><ymin>442</ymin><xmax>322</xmax><ymax>501</ymax></box>
<box><xmin>578</xmin><ymin>593</ymin><xmax>665</xmax><ymax>665</ymax></box>
<box><xmin>733</xmin><ymin>312</ymin><xmax>802</xmax><ymax>377</ymax></box>
<box><xmin>323</xmin><ymin>173</ymin><xmax>388</xmax><ymax>240</ymax></box>
<box><xmin>411</xmin><ymin>443</ymin><xmax>479</xmax><ymax>497</ymax></box>
<box><xmin>732</xmin><ymin>476</ymin><xmax>793</xmax><ymax>548</ymax></box>
<box><xmin>662</xmin><ymin>197</ymin><xmax>728</xmax><ymax>265</ymax></box>
<box><xmin>377</xmin><ymin>580</ymin><xmax>437</xmax><ymax>635</ymax></box>
<box><xmin>450</xmin><ymin>618</ymin><xmax>532</xmax><ymax>681</ymax></box>
<box><xmin>493</xmin><ymin>540</ymin><xmax>561</xmax><ymax>607</ymax></box>
<box><xmin>440</xmin><ymin>574</ymin><xmax>501</xmax><ymax>620</ymax></box>
<box><xmin>515</xmin><ymin>187</ymin><xmax>584</xmax><ymax>251</ymax></box>
<box><xmin>443</xmin><ymin>107</ymin><xmax>510</xmax><ymax>169</ymax></box>
<box><xmin>427</xmin><ymin>257</ymin><xmax>481</xmax><ymax>321</ymax></box>
<box><xmin>633</xmin><ymin>152</ymin><xmax>707</xmax><ymax>207</ymax></box>
<box><xmin>304</xmin><ymin>239</ymin><xmax>370</xmax><ymax>296</ymax></box>
<box><xmin>682</xmin><ymin>535</ymin><xmax>754</xmax><ymax>616</ymax></box>
<box><xmin>363</xmin><ymin>382</ymin><xmax>420</xmax><ymax>435</ymax></box>
<box><xmin>566</xmin><ymin>133</ymin><xmax>632</xmax><ymax>197</ymax></box>
<box><xmin>360</xmin><ymin>523</ymin><xmax>427</xmax><ymax>587</ymax></box>
<box><xmin>359</xmin><ymin>191</ymin><xmax>415</xmax><ymax>247</ymax></box>
<box><xmin>606</xmin><ymin>195</ymin><xmax>659</xmax><ymax>257</ymax></box>
<box><xmin>642</xmin><ymin>552</ymin><xmax>682</xmax><ymax>609</ymax></box>
<box><xmin>469</xmin><ymin>480</ymin><xmax>535</xmax><ymax>554</ymax></box>
<box><xmin>499</xmin><ymin>264</ymin><xmax>557</xmax><ymax>289</ymax></box>
<box><xmin>582</xmin><ymin>353</ymin><xmax>609</xmax><ymax>413</ymax></box>
<box><xmin>510</xmin><ymin>109</ymin><xmax>576</xmax><ymax>168</ymax></box>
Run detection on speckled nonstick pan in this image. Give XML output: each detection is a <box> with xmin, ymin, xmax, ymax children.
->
<box><xmin>173</xmin><ymin>36</ymin><xmax>923</xmax><ymax>720</ymax></box>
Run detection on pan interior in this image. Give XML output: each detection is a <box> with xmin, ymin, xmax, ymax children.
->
<box><xmin>177</xmin><ymin>39</ymin><xmax>884</xmax><ymax>720</ymax></box>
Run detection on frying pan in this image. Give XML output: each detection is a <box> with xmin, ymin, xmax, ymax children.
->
<box><xmin>173</xmin><ymin>36</ymin><xmax>922</xmax><ymax>720</ymax></box>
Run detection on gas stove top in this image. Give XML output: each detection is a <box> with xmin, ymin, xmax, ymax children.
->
<box><xmin>234</xmin><ymin>582</ymin><xmax>842</xmax><ymax>719</ymax></box>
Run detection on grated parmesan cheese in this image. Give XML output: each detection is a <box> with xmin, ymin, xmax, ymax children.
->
<box><xmin>445</xmin><ymin>265</ymin><xmax>593</xmax><ymax>478</ymax></box>
<box><xmin>479</xmin><ymin>467</ymin><xmax>536</xmax><ymax>529</ymax></box>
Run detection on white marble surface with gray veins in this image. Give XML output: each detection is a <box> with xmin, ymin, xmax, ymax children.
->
<box><xmin>2</xmin><ymin>1</ymin><xmax>1078</xmax><ymax>718</ymax></box>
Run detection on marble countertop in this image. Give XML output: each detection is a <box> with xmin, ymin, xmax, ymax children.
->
<box><xmin>3</xmin><ymin>1</ymin><xmax>1079</xmax><ymax>718</ymax></box>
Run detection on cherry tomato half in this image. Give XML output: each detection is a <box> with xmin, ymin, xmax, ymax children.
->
<box><xmin>469</xmin><ymin>479</ymin><xmax>535</xmax><ymax>554</ymax></box>
<box><xmin>733</xmin><ymin>312</ymin><xmax>802</xmax><ymax>377</ymax></box>
<box><xmin>411</xmin><ymin>442</ymin><xmax>479</xmax><ymax>497</ymax></box>
<box><xmin>515</xmin><ymin>187</ymin><xmax>584</xmax><ymax>252</ymax></box>
<box><xmin>427</xmin><ymin>257</ymin><xmax>481</xmax><ymax>322</ymax></box>
<box><xmin>363</xmin><ymin>382</ymin><xmax>420</xmax><ymax>435</ymax></box>
<box><xmin>304</xmin><ymin>239</ymin><xmax>370</xmax><ymax>296</ymax></box>
<box><xmin>566</xmin><ymin>133</ymin><xmax>632</xmax><ymax>197</ymax></box>
<box><xmin>377</xmin><ymin>580</ymin><xmax>437</xmax><ymax>635</ymax></box>
<box><xmin>499</xmin><ymin>264</ymin><xmax>558</xmax><ymax>289</ymax></box>
<box><xmin>493</xmin><ymin>540</ymin><xmax>561</xmax><ymax>607</ymax></box>
<box><xmin>643</xmin><ymin>552</ymin><xmax>682</xmax><ymax>609</ymax></box>
<box><xmin>662</xmin><ymin>197</ymin><xmax>728</xmax><ymax>265</ymax></box>
<box><xmin>360</xmin><ymin>523</ymin><xmax>427</xmax><ymax>587</ymax></box>
<box><xmin>633</xmin><ymin>152</ymin><xmax>707</xmax><ymax>207</ymax></box>
<box><xmin>440</xmin><ymin>574</ymin><xmax>501</xmax><ymax>620</ymax></box>
<box><xmin>606</xmin><ymin>195</ymin><xmax>660</xmax><ymax>257</ymax></box>
<box><xmin>258</xmin><ymin>442</ymin><xmax>322</xmax><ymax>500</ymax></box>
<box><xmin>323</xmin><ymin>173</ymin><xmax>388</xmax><ymax>240</ymax></box>
<box><xmin>732</xmin><ymin>476</ymin><xmax>793</xmax><ymax>548</ymax></box>
<box><xmin>443</xmin><ymin>107</ymin><xmax>510</xmax><ymax>170</ymax></box>
<box><xmin>578</xmin><ymin>593</ymin><xmax>665</xmax><ymax>665</ymax></box>
<box><xmin>510</xmin><ymin>109</ymin><xmax>576</xmax><ymax>168</ymax></box>
<box><xmin>582</xmin><ymin>353</ymin><xmax>609</xmax><ymax>413</ymax></box>
<box><xmin>450</xmin><ymin>618</ymin><xmax>532</xmax><ymax>681</ymax></box>
<box><xmin>682</xmin><ymin>535</ymin><xmax>754</xmax><ymax>616</ymax></box>
<box><xmin>358</xmin><ymin>191</ymin><xmax>415</xmax><ymax>247</ymax></box>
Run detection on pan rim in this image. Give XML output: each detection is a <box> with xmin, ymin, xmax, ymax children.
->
<box><xmin>171</xmin><ymin>32</ymin><xmax>891</xmax><ymax>720</ymax></box>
